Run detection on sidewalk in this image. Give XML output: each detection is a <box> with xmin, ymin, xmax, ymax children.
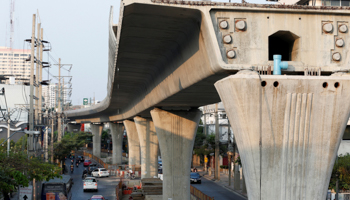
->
<box><xmin>196</xmin><ymin>167</ymin><xmax>248</xmax><ymax>199</ymax></box>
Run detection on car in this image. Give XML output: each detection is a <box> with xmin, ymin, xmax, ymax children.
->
<box><xmin>84</xmin><ymin>159</ymin><xmax>92</xmax><ymax>167</ymax></box>
<box><xmin>83</xmin><ymin>177</ymin><xmax>98</xmax><ymax>192</ymax></box>
<box><xmin>88</xmin><ymin>195</ymin><xmax>108</xmax><ymax>200</ymax></box>
<box><xmin>190</xmin><ymin>172</ymin><xmax>201</xmax><ymax>184</ymax></box>
<box><xmin>91</xmin><ymin>168</ymin><xmax>109</xmax><ymax>178</ymax></box>
<box><xmin>88</xmin><ymin>163</ymin><xmax>98</xmax><ymax>175</ymax></box>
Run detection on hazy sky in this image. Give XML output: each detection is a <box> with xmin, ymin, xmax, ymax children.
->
<box><xmin>0</xmin><ymin>0</ymin><xmax>268</xmax><ymax>106</ymax></box>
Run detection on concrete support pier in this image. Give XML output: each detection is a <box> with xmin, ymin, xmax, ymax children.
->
<box><xmin>134</xmin><ymin>116</ymin><xmax>159</xmax><ymax>179</ymax></box>
<box><xmin>123</xmin><ymin>120</ymin><xmax>141</xmax><ymax>168</ymax></box>
<box><xmin>91</xmin><ymin>123</ymin><xmax>103</xmax><ymax>158</ymax></box>
<box><xmin>150</xmin><ymin>108</ymin><xmax>201</xmax><ymax>200</ymax></box>
<box><xmin>214</xmin><ymin>71</ymin><xmax>350</xmax><ymax>200</ymax></box>
<box><xmin>110</xmin><ymin>122</ymin><xmax>124</xmax><ymax>165</ymax></box>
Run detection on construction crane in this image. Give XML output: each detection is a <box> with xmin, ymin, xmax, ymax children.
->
<box><xmin>9</xmin><ymin>0</ymin><xmax>15</xmax><ymax>83</ymax></box>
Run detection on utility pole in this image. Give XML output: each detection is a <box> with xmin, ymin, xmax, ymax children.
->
<box><xmin>45</xmin><ymin>109</ymin><xmax>48</xmax><ymax>162</ymax></box>
<box><xmin>57</xmin><ymin>58</ymin><xmax>61</xmax><ymax>142</ymax></box>
<box><xmin>214</xmin><ymin>103</ymin><xmax>220</xmax><ymax>180</ymax></box>
<box><xmin>51</xmin><ymin>115</ymin><xmax>54</xmax><ymax>163</ymax></box>
<box><xmin>228</xmin><ymin>120</ymin><xmax>232</xmax><ymax>186</ymax></box>
<box><xmin>62</xmin><ymin>78</ymin><xmax>65</xmax><ymax>137</ymax></box>
<box><xmin>203</xmin><ymin>106</ymin><xmax>207</xmax><ymax>136</ymax></box>
<box><xmin>29</xmin><ymin>14</ymin><xmax>36</xmax><ymax>132</ymax></box>
<box><xmin>34</xmin><ymin>23</ymin><xmax>41</xmax><ymax>126</ymax></box>
<box><xmin>7</xmin><ymin>108</ymin><xmax>10</xmax><ymax>156</ymax></box>
<box><xmin>38</xmin><ymin>28</ymin><xmax>43</xmax><ymax>126</ymax></box>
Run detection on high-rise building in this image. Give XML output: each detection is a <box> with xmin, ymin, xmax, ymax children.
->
<box><xmin>42</xmin><ymin>83</ymin><xmax>68</xmax><ymax>109</ymax></box>
<box><xmin>0</xmin><ymin>46</ymin><xmax>31</xmax><ymax>84</ymax></box>
<box><xmin>275</xmin><ymin>0</ymin><xmax>349</xmax><ymax>6</ymax></box>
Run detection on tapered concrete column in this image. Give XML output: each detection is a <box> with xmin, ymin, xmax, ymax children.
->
<box><xmin>91</xmin><ymin>124</ymin><xmax>103</xmax><ymax>158</ymax></box>
<box><xmin>123</xmin><ymin>120</ymin><xmax>141</xmax><ymax>168</ymax></box>
<box><xmin>215</xmin><ymin>71</ymin><xmax>350</xmax><ymax>200</ymax></box>
<box><xmin>110</xmin><ymin>122</ymin><xmax>124</xmax><ymax>165</ymax></box>
<box><xmin>134</xmin><ymin>117</ymin><xmax>159</xmax><ymax>179</ymax></box>
<box><xmin>151</xmin><ymin>108</ymin><xmax>201</xmax><ymax>200</ymax></box>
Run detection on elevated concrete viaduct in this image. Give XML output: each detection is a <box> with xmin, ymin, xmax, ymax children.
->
<box><xmin>65</xmin><ymin>1</ymin><xmax>350</xmax><ymax>200</ymax></box>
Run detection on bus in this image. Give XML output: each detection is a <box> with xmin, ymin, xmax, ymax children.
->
<box><xmin>41</xmin><ymin>175</ymin><xmax>73</xmax><ymax>200</ymax></box>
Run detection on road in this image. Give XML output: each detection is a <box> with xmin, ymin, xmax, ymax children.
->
<box><xmin>65</xmin><ymin>158</ymin><xmax>118</xmax><ymax>200</ymax></box>
<box><xmin>191</xmin><ymin>178</ymin><xmax>246</xmax><ymax>200</ymax></box>
<box><xmin>65</xmin><ymin>158</ymin><xmax>244</xmax><ymax>200</ymax></box>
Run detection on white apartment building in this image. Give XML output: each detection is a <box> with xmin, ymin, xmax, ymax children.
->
<box><xmin>201</xmin><ymin>102</ymin><xmax>233</xmax><ymax>143</ymax></box>
<box><xmin>276</xmin><ymin>0</ymin><xmax>347</xmax><ymax>6</ymax></box>
<box><xmin>0</xmin><ymin>46</ymin><xmax>31</xmax><ymax>84</ymax></box>
<box><xmin>42</xmin><ymin>83</ymin><xmax>68</xmax><ymax>109</ymax></box>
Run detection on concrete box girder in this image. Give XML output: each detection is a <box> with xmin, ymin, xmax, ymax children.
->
<box><xmin>66</xmin><ymin>1</ymin><xmax>350</xmax><ymax>125</ymax></box>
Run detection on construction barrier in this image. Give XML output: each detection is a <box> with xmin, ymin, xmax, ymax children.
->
<box><xmin>116</xmin><ymin>178</ymin><xmax>123</xmax><ymax>200</ymax></box>
<box><xmin>190</xmin><ymin>185</ymin><xmax>215</xmax><ymax>200</ymax></box>
<box><xmin>76</xmin><ymin>151</ymin><xmax>141</xmax><ymax>178</ymax></box>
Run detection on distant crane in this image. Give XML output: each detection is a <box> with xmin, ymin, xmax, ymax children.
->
<box><xmin>9</xmin><ymin>0</ymin><xmax>15</xmax><ymax>82</ymax></box>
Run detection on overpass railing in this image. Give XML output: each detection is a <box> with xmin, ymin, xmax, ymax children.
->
<box><xmin>190</xmin><ymin>185</ymin><xmax>215</xmax><ymax>200</ymax></box>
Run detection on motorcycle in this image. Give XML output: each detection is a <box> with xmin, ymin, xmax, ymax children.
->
<box><xmin>82</xmin><ymin>173</ymin><xmax>87</xmax><ymax>179</ymax></box>
<box><xmin>76</xmin><ymin>162</ymin><xmax>79</xmax><ymax>167</ymax></box>
<box><xmin>70</xmin><ymin>165</ymin><xmax>74</xmax><ymax>173</ymax></box>
<box><xmin>125</xmin><ymin>169</ymin><xmax>135</xmax><ymax>180</ymax></box>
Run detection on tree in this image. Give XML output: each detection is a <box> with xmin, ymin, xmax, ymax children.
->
<box><xmin>329</xmin><ymin>153</ymin><xmax>350</xmax><ymax>191</ymax></box>
<box><xmin>54</xmin><ymin>132</ymin><xmax>92</xmax><ymax>161</ymax></box>
<box><xmin>0</xmin><ymin>150</ymin><xmax>61</xmax><ymax>199</ymax></box>
<box><xmin>193</xmin><ymin>131</ymin><xmax>228</xmax><ymax>167</ymax></box>
<box><xmin>101</xmin><ymin>130</ymin><xmax>110</xmax><ymax>149</ymax></box>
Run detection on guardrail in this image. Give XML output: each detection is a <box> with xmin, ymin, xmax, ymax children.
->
<box><xmin>190</xmin><ymin>185</ymin><xmax>215</xmax><ymax>200</ymax></box>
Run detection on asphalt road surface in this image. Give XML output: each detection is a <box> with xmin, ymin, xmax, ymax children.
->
<box><xmin>191</xmin><ymin>177</ymin><xmax>247</xmax><ymax>200</ymax></box>
<box><xmin>65</xmin><ymin>159</ymin><xmax>118</xmax><ymax>200</ymax></box>
<box><xmin>65</xmin><ymin>158</ymin><xmax>245</xmax><ymax>200</ymax></box>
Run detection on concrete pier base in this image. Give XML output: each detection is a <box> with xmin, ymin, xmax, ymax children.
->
<box><xmin>214</xmin><ymin>71</ymin><xmax>350</xmax><ymax>200</ymax></box>
<box><xmin>150</xmin><ymin>108</ymin><xmax>201</xmax><ymax>200</ymax></box>
<box><xmin>110</xmin><ymin>122</ymin><xmax>124</xmax><ymax>165</ymax></box>
<box><xmin>123</xmin><ymin>120</ymin><xmax>141</xmax><ymax>168</ymax></box>
<box><xmin>91</xmin><ymin>124</ymin><xmax>103</xmax><ymax>158</ymax></box>
<box><xmin>134</xmin><ymin>116</ymin><xmax>159</xmax><ymax>179</ymax></box>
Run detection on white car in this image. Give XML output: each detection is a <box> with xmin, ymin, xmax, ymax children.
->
<box><xmin>91</xmin><ymin>168</ymin><xmax>109</xmax><ymax>178</ymax></box>
<box><xmin>83</xmin><ymin>177</ymin><xmax>98</xmax><ymax>192</ymax></box>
